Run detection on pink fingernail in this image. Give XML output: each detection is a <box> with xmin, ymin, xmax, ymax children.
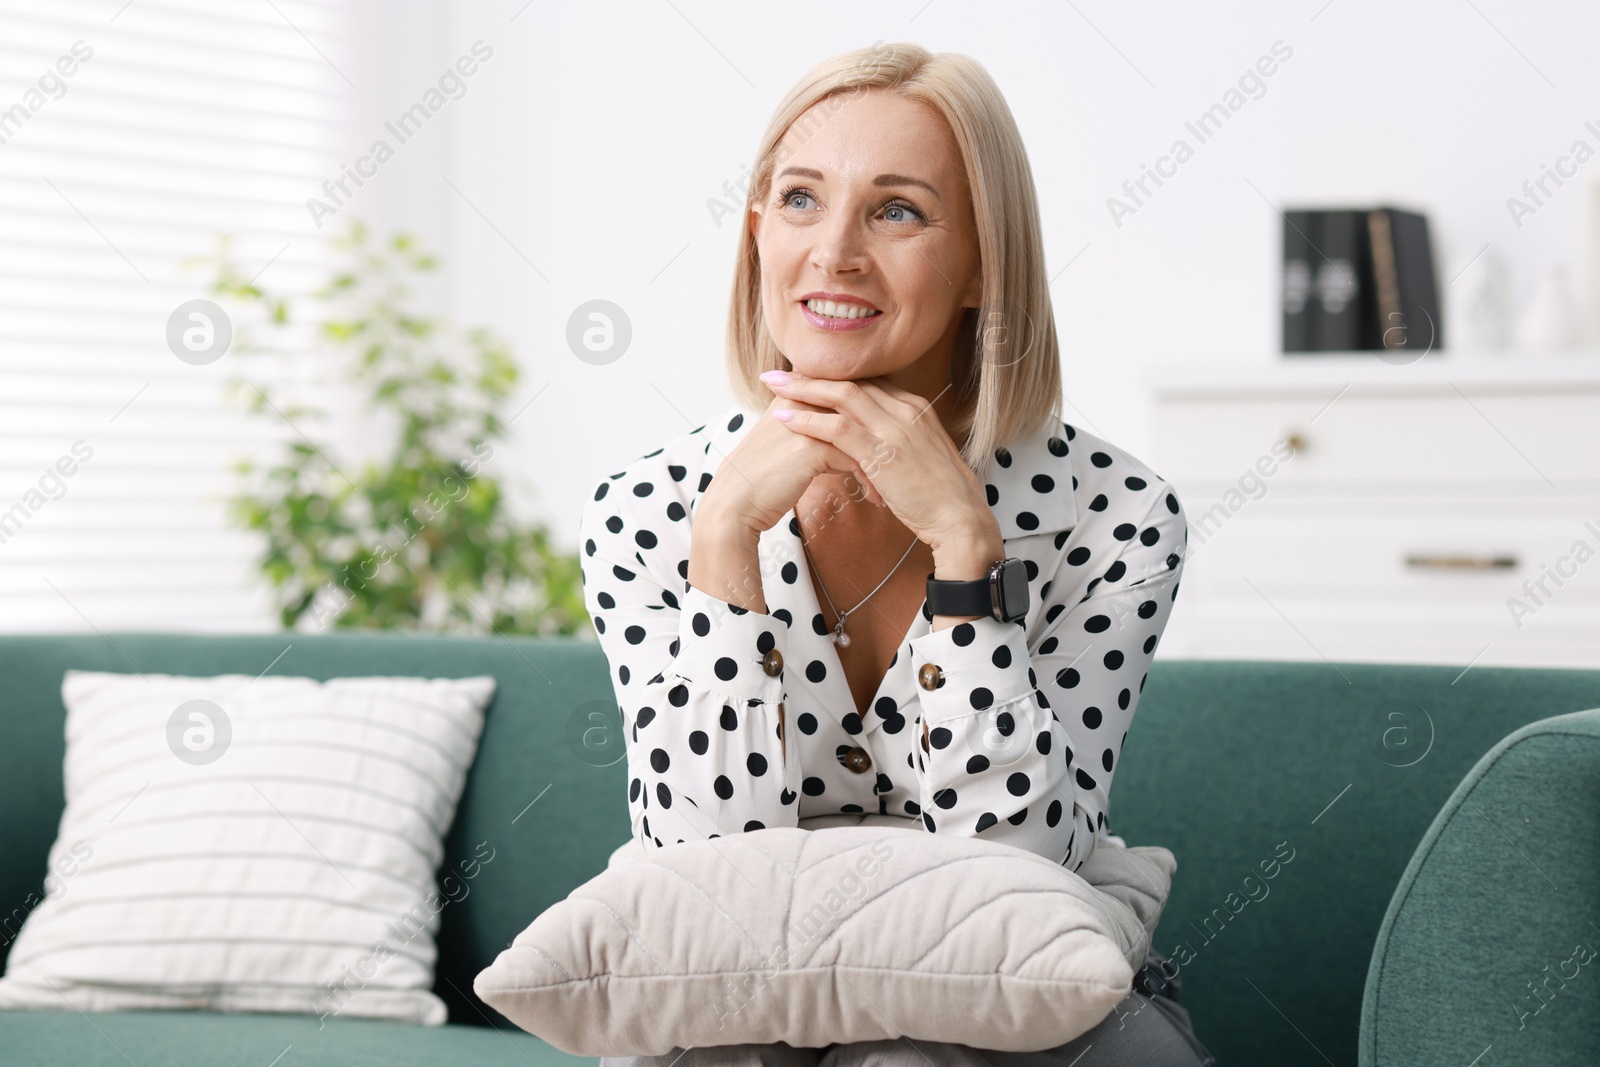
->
<box><xmin>760</xmin><ymin>369</ymin><xmax>791</xmax><ymax>384</ymax></box>
<box><xmin>773</xmin><ymin>408</ymin><xmax>795</xmax><ymax>421</ymax></box>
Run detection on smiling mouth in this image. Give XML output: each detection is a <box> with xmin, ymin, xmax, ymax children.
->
<box><xmin>801</xmin><ymin>298</ymin><xmax>883</xmax><ymax>321</ymax></box>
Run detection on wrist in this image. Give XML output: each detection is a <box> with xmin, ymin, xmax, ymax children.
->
<box><xmin>930</xmin><ymin>520</ymin><xmax>1005</xmax><ymax>581</ymax></box>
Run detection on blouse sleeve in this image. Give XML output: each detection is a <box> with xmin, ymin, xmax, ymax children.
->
<box><xmin>579</xmin><ymin>477</ymin><xmax>801</xmax><ymax>849</ymax></box>
<box><xmin>907</xmin><ymin>485</ymin><xmax>1188</xmax><ymax>873</ymax></box>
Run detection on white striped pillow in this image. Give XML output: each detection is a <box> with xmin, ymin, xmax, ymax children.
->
<box><xmin>0</xmin><ymin>669</ymin><xmax>495</xmax><ymax>1024</ymax></box>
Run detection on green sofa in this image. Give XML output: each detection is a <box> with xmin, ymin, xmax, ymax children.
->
<box><xmin>1</xmin><ymin>633</ymin><xmax>1595</xmax><ymax>1066</ymax></box>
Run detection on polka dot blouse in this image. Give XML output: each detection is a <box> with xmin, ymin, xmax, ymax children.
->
<box><xmin>579</xmin><ymin>401</ymin><xmax>1188</xmax><ymax>873</ymax></box>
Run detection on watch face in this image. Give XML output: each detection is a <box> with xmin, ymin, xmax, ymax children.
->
<box><xmin>998</xmin><ymin>559</ymin><xmax>1029</xmax><ymax>620</ymax></box>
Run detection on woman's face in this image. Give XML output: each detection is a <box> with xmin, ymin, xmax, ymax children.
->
<box><xmin>747</xmin><ymin>89</ymin><xmax>982</xmax><ymax>387</ymax></box>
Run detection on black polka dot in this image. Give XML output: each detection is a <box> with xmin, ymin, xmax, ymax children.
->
<box><xmin>802</xmin><ymin>776</ymin><xmax>826</xmax><ymax>796</ymax></box>
<box><xmin>969</xmin><ymin>687</ymin><xmax>993</xmax><ymax>710</ymax></box>
<box><xmin>976</xmin><ymin>812</ymin><xmax>998</xmax><ymax>832</ymax></box>
<box><xmin>747</xmin><ymin>753</ymin><xmax>768</xmax><ymax>776</ymax></box>
<box><xmin>1082</xmin><ymin>706</ymin><xmax>1102</xmax><ymax>729</ymax></box>
<box><xmin>689</xmin><ymin>731</ymin><xmax>709</xmax><ymax>754</ymax></box>
<box><xmin>714</xmin><ymin>775</ymin><xmax>734</xmax><ymax>799</ymax></box>
<box><xmin>1006</xmin><ymin>772</ymin><xmax>1030</xmax><ymax>796</ymax></box>
<box><xmin>650</xmin><ymin>748</ymin><xmax>670</xmax><ymax>772</ymax></box>
<box><xmin>967</xmin><ymin>754</ymin><xmax>990</xmax><ymax>774</ymax></box>
<box><xmin>714</xmin><ymin>657</ymin><xmax>739</xmax><ymax>681</ymax></box>
<box><xmin>952</xmin><ymin>623</ymin><xmax>975</xmax><ymax>646</ymax></box>
<box><xmin>929</xmin><ymin>727</ymin><xmax>952</xmax><ymax>749</ymax></box>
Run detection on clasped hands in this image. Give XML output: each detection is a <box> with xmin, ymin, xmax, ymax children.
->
<box><xmin>758</xmin><ymin>368</ymin><xmax>1003</xmax><ymax>581</ymax></box>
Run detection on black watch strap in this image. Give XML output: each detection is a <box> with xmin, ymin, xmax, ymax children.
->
<box><xmin>924</xmin><ymin>570</ymin><xmax>997</xmax><ymax>619</ymax></box>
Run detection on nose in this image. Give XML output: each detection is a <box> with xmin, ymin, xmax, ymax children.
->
<box><xmin>810</xmin><ymin>206</ymin><xmax>870</xmax><ymax>276</ymax></box>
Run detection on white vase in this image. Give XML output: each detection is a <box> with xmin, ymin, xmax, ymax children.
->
<box><xmin>1453</xmin><ymin>245</ymin><xmax>1511</xmax><ymax>353</ymax></box>
<box><xmin>1513</xmin><ymin>263</ymin><xmax>1583</xmax><ymax>353</ymax></box>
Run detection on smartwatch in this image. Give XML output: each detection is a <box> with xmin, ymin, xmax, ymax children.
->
<box><xmin>926</xmin><ymin>558</ymin><xmax>1029</xmax><ymax>623</ymax></box>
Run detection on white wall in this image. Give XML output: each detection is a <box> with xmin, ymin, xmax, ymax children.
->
<box><xmin>351</xmin><ymin>0</ymin><xmax>1600</xmax><ymax>548</ymax></box>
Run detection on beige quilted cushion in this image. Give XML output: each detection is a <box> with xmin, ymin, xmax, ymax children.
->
<box><xmin>474</xmin><ymin>821</ymin><xmax>1175</xmax><ymax>1055</ymax></box>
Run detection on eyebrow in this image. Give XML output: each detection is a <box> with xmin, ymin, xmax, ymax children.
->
<box><xmin>775</xmin><ymin>166</ymin><xmax>941</xmax><ymax>201</ymax></box>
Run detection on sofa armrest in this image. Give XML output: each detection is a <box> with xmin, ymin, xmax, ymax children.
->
<box><xmin>1360</xmin><ymin>706</ymin><xmax>1600</xmax><ymax>1067</ymax></box>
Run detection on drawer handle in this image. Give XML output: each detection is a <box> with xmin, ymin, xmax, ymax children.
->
<box><xmin>1404</xmin><ymin>553</ymin><xmax>1518</xmax><ymax>571</ymax></box>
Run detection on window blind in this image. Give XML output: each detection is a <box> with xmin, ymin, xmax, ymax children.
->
<box><xmin>0</xmin><ymin>0</ymin><xmax>351</xmax><ymax>632</ymax></box>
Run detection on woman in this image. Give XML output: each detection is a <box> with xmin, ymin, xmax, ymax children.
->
<box><xmin>580</xmin><ymin>41</ymin><xmax>1211</xmax><ymax>1067</ymax></box>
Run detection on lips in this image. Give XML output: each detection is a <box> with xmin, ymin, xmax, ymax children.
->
<box><xmin>799</xmin><ymin>298</ymin><xmax>883</xmax><ymax>332</ymax></box>
<box><xmin>799</xmin><ymin>291</ymin><xmax>881</xmax><ymax>311</ymax></box>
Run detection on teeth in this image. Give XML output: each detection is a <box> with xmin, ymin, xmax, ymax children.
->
<box><xmin>805</xmin><ymin>299</ymin><xmax>881</xmax><ymax>320</ymax></box>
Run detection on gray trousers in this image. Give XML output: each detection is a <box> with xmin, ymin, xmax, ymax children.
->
<box><xmin>599</xmin><ymin>949</ymin><xmax>1214</xmax><ymax>1067</ymax></box>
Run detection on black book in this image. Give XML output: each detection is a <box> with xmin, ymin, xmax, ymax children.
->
<box><xmin>1310</xmin><ymin>209</ymin><xmax>1373</xmax><ymax>351</ymax></box>
<box><xmin>1367</xmin><ymin>206</ymin><xmax>1442</xmax><ymax>354</ymax></box>
<box><xmin>1281</xmin><ymin>210</ymin><xmax>1318</xmax><ymax>352</ymax></box>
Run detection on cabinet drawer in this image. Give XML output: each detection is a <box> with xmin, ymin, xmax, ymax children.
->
<box><xmin>1160</xmin><ymin>499</ymin><xmax>1600</xmax><ymax>667</ymax></box>
<box><xmin>1152</xmin><ymin>392</ymin><xmax>1600</xmax><ymax>485</ymax></box>
<box><xmin>1181</xmin><ymin>501</ymin><xmax>1600</xmax><ymax>603</ymax></box>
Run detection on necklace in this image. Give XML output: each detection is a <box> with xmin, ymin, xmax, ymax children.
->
<box><xmin>799</xmin><ymin>530</ymin><xmax>921</xmax><ymax>648</ymax></box>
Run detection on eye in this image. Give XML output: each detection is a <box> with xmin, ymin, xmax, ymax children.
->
<box><xmin>776</xmin><ymin>184</ymin><xmax>816</xmax><ymax>211</ymax></box>
<box><xmin>883</xmin><ymin>199</ymin><xmax>926</xmax><ymax>224</ymax></box>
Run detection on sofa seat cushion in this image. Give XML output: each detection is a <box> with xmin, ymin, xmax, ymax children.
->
<box><xmin>0</xmin><ymin>1010</ymin><xmax>589</xmax><ymax>1067</ymax></box>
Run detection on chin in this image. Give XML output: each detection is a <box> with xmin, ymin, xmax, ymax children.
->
<box><xmin>782</xmin><ymin>345</ymin><xmax>888</xmax><ymax>381</ymax></box>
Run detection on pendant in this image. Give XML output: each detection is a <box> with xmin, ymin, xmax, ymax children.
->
<box><xmin>832</xmin><ymin>614</ymin><xmax>851</xmax><ymax>648</ymax></box>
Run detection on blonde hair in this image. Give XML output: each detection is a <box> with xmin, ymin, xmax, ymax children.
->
<box><xmin>725</xmin><ymin>41</ymin><xmax>1064</xmax><ymax>476</ymax></box>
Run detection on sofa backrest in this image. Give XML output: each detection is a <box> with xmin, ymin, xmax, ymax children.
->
<box><xmin>2</xmin><ymin>636</ymin><xmax>1597</xmax><ymax>1067</ymax></box>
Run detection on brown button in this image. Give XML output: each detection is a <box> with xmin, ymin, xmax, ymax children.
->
<box><xmin>841</xmin><ymin>746</ymin><xmax>872</xmax><ymax>774</ymax></box>
<box><xmin>762</xmin><ymin>649</ymin><xmax>784</xmax><ymax>677</ymax></box>
<box><xmin>918</xmin><ymin>663</ymin><xmax>943</xmax><ymax>691</ymax></box>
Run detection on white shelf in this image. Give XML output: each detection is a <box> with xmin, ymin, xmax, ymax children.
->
<box><xmin>1150</xmin><ymin>350</ymin><xmax>1600</xmax><ymax>399</ymax></box>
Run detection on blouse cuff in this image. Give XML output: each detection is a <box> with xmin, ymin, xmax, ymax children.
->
<box><xmin>670</xmin><ymin>582</ymin><xmax>789</xmax><ymax>706</ymax></box>
<box><xmin>908</xmin><ymin>614</ymin><xmax>1035</xmax><ymax>725</ymax></box>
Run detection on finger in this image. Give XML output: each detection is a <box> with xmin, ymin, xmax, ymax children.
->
<box><xmin>823</xmin><ymin>445</ymin><xmax>886</xmax><ymax>508</ymax></box>
<box><xmin>764</xmin><ymin>374</ymin><xmax>895</xmax><ymax>432</ymax></box>
<box><xmin>771</xmin><ymin>407</ymin><xmax>881</xmax><ymax>473</ymax></box>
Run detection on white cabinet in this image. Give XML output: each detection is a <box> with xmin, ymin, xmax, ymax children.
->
<box><xmin>1146</xmin><ymin>353</ymin><xmax>1600</xmax><ymax>669</ymax></box>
